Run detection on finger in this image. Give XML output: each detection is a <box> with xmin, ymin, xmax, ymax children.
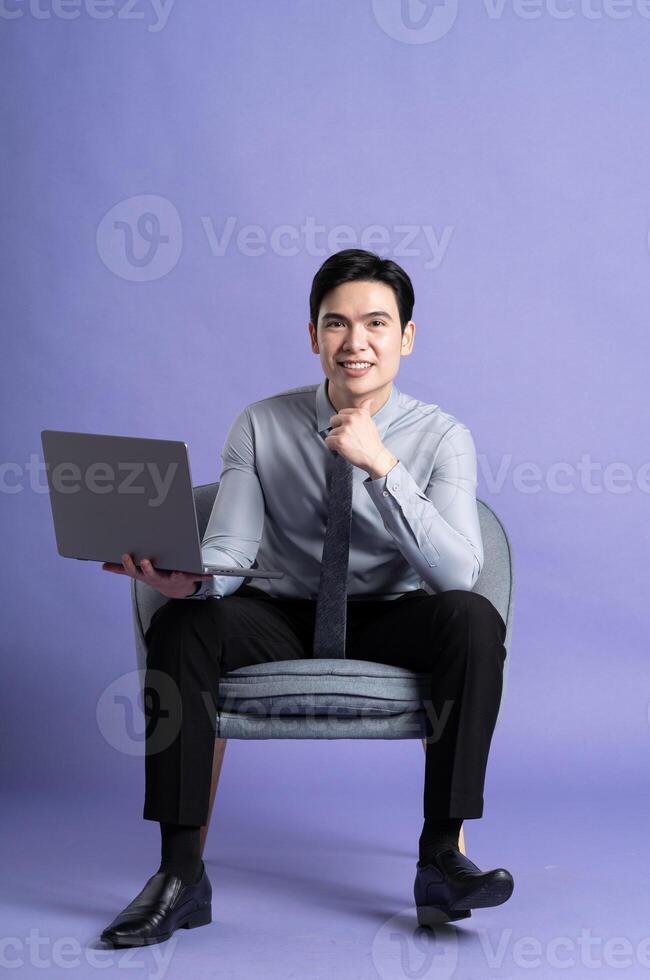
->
<box><xmin>122</xmin><ymin>554</ymin><xmax>145</xmax><ymax>581</ymax></box>
<box><xmin>141</xmin><ymin>560</ymin><xmax>180</xmax><ymax>584</ymax></box>
<box><xmin>140</xmin><ymin>558</ymin><xmax>165</xmax><ymax>582</ymax></box>
<box><xmin>102</xmin><ymin>563</ymin><xmax>128</xmax><ymax>574</ymax></box>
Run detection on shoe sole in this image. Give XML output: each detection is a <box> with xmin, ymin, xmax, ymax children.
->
<box><xmin>417</xmin><ymin>906</ymin><xmax>472</xmax><ymax>926</ymax></box>
<box><xmin>101</xmin><ymin>903</ymin><xmax>212</xmax><ymax>947</ymax></box>
<box><xmin>451</xmin><ymin>871</ymin><xmax>514</xmax><ymax>911</ymax></box>
<box><xmin>416</xmin><ymin>871</ymin><xmax>514</xmax><ymax>927</ymax></box>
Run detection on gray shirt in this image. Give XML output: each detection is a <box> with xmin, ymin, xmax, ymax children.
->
<box><xmin>188</xmin><ymin>377</ymin><xmax>483</xmax><ymax>601</ymax></box>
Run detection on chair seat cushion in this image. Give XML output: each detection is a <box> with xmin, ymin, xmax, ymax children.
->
<box><xmin>219</xmin><ymin>658</ymin><xmax>432</xmax><ymax>717</ymax></box>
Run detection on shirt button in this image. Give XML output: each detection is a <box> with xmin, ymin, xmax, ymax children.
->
<box><xmin>391</xmin><ymin>484</ymin><xmax>400</xmax><ymax>491</ymax></box>
<box><xmin>382</xmin><ymin>490</ymin><xmax>389</xmax><ymax>496</ymax></box>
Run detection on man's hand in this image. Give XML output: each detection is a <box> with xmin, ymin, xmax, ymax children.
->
<box><xmin>325</xmin><ymin>394</ymin><xmax>396</xmax><ymax>477</ymax></box>
<box><xmin>101</xmin><ymin>553</ymin><xmax>214</xmax><ymax>598</ymax></box>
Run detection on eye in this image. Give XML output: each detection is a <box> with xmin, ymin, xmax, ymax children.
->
<box><xmin>370</xmin><ymin>320</ymin><xmax>386</xmax><ymax>327</ymax></box>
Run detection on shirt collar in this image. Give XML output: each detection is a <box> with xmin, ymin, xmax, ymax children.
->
<box><xmin>315</xmin><ymin>376</ymin><xmax>400</xmax><ymax>442</ymax></box>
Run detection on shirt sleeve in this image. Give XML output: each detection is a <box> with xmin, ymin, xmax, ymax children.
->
<box><xmin>184</xmin><ymin>405</ymin><xmax>265</xmax><ymax>599</ymax></box>
<box><xmin>362</xmin><ymin>423</ymin><xmax>483</xmax><ymax>592</ymax></box>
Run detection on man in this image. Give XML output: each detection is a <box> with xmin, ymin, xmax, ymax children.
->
<box><xmin>100</xmin><ymin>248</ymin><xmax>513</xmax><ymax>945</ymax></box>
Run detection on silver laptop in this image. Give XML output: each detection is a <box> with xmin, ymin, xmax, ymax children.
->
<box><xmin>40</xmin><ymin>429</ymin><xmax>284</xmax><ymax>579</ymax></box>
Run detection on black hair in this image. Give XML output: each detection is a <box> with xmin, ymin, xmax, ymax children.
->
<box><xmin>309</xmin><ymin>248</ymin><xmax>414</xmax><ymax>334</ymax></box>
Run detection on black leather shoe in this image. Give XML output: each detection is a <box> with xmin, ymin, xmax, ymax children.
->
<box><xmin>414</xmin><ymin>847</ymin><xmax>514</xmax><ymax>926</ymax></box>
<box><xmin>101</xmin><ymin>861</ymin><xmax>212</xmax><ymax>947</ymax></box>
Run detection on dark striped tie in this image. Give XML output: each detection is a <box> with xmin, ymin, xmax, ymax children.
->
<box><xmin>312</xmin><ymin>450</ymin><xmax>354</xmax><ymax>659</ymax></box>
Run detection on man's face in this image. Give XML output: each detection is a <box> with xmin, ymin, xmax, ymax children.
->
<box><xmin>308</xmin><ymin>279</ymin><xmax>415</xmax><ymax>414</ymax></box>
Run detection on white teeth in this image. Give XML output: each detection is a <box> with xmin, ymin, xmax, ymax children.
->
<box><xmin>341</xmin><ymin>362</ymin><xmax>372</xmax><ymax>369</ymax></box>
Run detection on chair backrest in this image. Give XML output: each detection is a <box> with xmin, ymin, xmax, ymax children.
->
<box><xmin>473</xmin><ymin>499</ymin><xmax>515</xmax><ymax>707</ymax></box>
<box><xmin>132</xmin><ymin>483</ymin><xmax>515</xmax><ymax>703</ymax></box>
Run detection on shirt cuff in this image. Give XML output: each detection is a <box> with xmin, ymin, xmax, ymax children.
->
<box><xmin>363</xmin><ymin>457</ymin><xmax>403</xmax><ymax>507</ymax></box>
<box><xmin>184</xmin><ymin>578</ymin><xmax>213</xmax><ymax>599</ymax></box>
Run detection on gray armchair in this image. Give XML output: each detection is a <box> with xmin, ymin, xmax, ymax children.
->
<box><xmin>131</xmin><ymin>482</ymin><xmax>514</xmax><ymax>856</ymax></box>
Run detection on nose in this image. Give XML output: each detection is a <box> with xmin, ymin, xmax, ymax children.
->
<box><xmin>341</xmin><ymin>325</ymin><xmax>371</xmax><ymax>352</ymax></box>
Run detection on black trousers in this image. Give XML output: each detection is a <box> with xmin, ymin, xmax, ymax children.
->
<box><xmin>142</xmin><ymin>584</ymin><xmax>507</xmax><ymax>826</ymax></box>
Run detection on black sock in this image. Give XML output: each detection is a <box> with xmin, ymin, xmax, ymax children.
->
<box><xmin>158</xmin><ymin>822</ymin><xmax>203</xmax><ymax>886</ymax></box>
<box><xmin>418</xmin><ymin>817</ymin><xmax>463</xmax><ymax>866</ymax></box>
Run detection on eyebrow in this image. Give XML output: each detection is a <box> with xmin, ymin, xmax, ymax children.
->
<box><xmin>320</xmin><ymin>310</ymin><xmax>394</xmax><ymax>322</ymax></box>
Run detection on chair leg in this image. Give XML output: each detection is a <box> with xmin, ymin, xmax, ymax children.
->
<box><xmin>199</xmin><ymin>737</ymin><xmax>228</xmax><ymax>856</ymax></box>
<box><xmin>421</xmin><ymin>737</ymin><xmax>466</xmax><ymax>856</ymax></box>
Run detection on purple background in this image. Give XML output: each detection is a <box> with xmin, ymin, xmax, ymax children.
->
<box><xmin>2</xmin><ymin>1</ymin><xmax>649</xmax><ymax>977</ymax></box>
